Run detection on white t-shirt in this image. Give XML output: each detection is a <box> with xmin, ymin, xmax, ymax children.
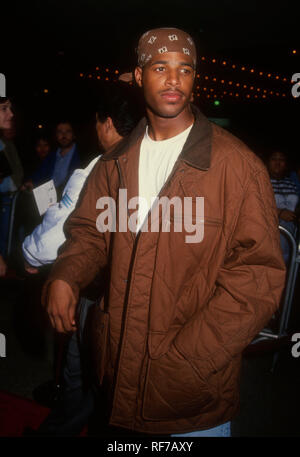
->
<box><xmin>137</xmin><ymin>123</ymin><xmax>193</xmax><ymax>232</ymax></box>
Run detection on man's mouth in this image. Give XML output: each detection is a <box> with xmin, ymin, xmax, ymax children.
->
<box><xmin>160</xmin><ymin>90</ymin><xmax>183</xmax><ymax>102</ymax></box>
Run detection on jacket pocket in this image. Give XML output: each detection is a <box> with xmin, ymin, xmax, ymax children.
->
<box><xmin>142</xmin><ymin>344</ymin><xmax>217</xmax><ymax>421</ymax></box>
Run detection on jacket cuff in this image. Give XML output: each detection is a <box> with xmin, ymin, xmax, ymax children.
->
<box><xmin>41</xmin><ymin>274</ymin><xmax>80</xmax><ymax>307</ymax></box>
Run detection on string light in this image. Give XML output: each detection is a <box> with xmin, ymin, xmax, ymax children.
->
<box><xmin>77</xmin><ymin>62</ymin><xmax>289</xmax><ymax>102</ymax></box>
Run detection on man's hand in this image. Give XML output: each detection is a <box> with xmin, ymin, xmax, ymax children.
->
<box><xmin>24</xmin><ymin>260</ymin><xmax>39</xmax><ymax>274</ymax></box>
<box><xmin>44</xmin><ymin>279</ymin><xmax>77</xmax><ymax>333</ymax></box>
<box><xmin>20</xmin><ymin>180</ymin><xmax>34</xmax><ymax>191</ymax></box>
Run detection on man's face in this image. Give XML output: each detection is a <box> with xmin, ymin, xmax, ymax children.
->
<box><xmin>55</xmin><ymin>123</ymin><xmax>75</xmax><ymax>148</ymax></box>
<box><xmin>0</xmin><ymin>100</ymin><xmax>13</xmax><ymax>130</ymax></box>
<box><xmin>135</xmin><ymin>52</ymin><xmax>195</xmax><ymax>119</ymax></box>
<box><xmin>268</xmin><ymin>152</ymin><xmax>287</xmax><ymax>179</ymax></box>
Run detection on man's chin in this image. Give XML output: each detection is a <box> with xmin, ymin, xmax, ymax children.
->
<box><xmin>59</xmin><ymin>142</ymin><xmax>73</xmax><ymax>148</ymax></box>
<box><xmin>157</xmin><ymin>107</ymin><xmax>186</xmax><ymax>119</ymax></box>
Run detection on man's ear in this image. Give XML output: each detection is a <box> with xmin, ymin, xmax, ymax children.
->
<box><xmin>134</xmin><ymin>67</ymin><xmax>143</xmax><ymax>88</ymax></box>
<box><xmin>106</xmin><ymin>117</ymin><xmax>113</xmax><ymax>131</ymax></box>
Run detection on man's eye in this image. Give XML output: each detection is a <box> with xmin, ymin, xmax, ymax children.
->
<box><xmin>181</xmin><ymin>68</ymin><xmax>191</xmax><ymax>74</ymax></box>
<box><xmin>155</xmin><ymin>67</ymin><xmax>165</xmax><ymax>72</ymax></box>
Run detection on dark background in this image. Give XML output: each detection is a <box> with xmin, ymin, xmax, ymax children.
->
<box><xmin>1</xmin><ymin>0</ymin><xmax>300</xmax><ymax>166</ymax></box>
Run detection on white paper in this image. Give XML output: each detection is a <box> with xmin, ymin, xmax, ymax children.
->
<box><xmin>33</xmin><ymin>180</ymin><xmax>57</xmax><ymax>216</ymax></box>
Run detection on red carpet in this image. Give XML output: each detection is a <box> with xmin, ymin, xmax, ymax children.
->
<box><xmin>0</xmin><ymin>390</ymin><xmax>50</xmax><ymax>436</ymax></box>
<box><xmin>0</xmin><ymin>390</ymin><xmax>88</xmax><ymax>436</ymax></box>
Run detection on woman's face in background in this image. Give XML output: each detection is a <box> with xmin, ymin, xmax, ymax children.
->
<box><xmin>35</xmin><ymin>139</ymin><xmax>51</xmax><ymax>160</ymax></box>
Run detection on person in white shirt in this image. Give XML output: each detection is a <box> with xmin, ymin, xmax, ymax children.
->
<box><xmin>23</xmin><ymin>82</ymin><xmax>141</xmax><ymax>436</ymax></box>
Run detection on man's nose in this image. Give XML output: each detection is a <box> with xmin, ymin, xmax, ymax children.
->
<box><xmin>165</xmin><ymin>68</ymin><xmax>180</xmax><ymax>87</ymax></box>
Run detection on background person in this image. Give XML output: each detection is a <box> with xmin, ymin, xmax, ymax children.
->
<box><xmin>267</xmin><ymin>150</ymin><xmax>300</xmax><ymax>264</ymax></box>
<box><xmin>0</xmin><ymin>97</ymin><xmax>23</xmax><ymax>274</ymax></box>
<box><xmin>23</xmin><ymin>121</ymin><xmax>81</xmax><ymax>199</ymax></box>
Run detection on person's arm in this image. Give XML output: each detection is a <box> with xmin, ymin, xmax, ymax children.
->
<box><xmin>174</xmin><ymin>166</ymin><xmax>286</xmax><ymax>377</ymax></box>
<box><xmin>42</xmin><ymin>159</ymin><xmax>108</xmax><ymax>333</ymax></box>
<box><xmin>22</xmin><ymin>157</ymin><xmax>100</xmax><ymax>268</ymax></box>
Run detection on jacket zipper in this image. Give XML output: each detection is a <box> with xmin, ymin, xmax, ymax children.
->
<box><xmin>112</xmin><ymin>156</ymin><xmax>186</xmax><ymax>422</ymax></box>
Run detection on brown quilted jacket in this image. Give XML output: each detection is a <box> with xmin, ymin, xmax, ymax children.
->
<box><xmin>47</xmin><ymin>106</ymin><xmax>286</xmax><ymax>434</ymax></box>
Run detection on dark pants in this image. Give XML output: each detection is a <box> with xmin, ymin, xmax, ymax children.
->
<box><xmin>37</xmin><ymin>297</ymin><xmax>96</xmax><ymax>436</ymax></box>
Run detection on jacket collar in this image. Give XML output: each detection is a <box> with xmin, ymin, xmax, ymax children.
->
<box><xmin>101</xmin><ymin>104</ymin><xmax>212</xmax><ymax>170</ymax></box>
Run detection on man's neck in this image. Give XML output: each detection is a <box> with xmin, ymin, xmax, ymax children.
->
<box><xmin>146</xmin><ymin>106</ymin><xmax>194</xmax><ymax>141</ymax></box>
<box><xmin>59</xmin><ymin>143</ymin><xmax>75</xmax><ymax>157</ymax></box>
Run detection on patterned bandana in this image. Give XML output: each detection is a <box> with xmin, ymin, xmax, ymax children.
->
<box><xmin>137</xmin><ymin>27</ymin><xmax>197</xmax><ymax>68</ymax></box>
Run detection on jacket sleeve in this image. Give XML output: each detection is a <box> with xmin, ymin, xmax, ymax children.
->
<box><xmin>174</xmin><ymin>166</ymin><xmax>286</xmax><ymax>377</ymax></box>
<box><xmin>43</xmin><ymin>159</ymin><xmax>109</xmax><ymax>301</ymax></box>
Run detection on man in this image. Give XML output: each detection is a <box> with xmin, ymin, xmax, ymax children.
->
<box><xmin>24</xmin><ymin>121</ymin><xmax>81</xmax><ymax>198</ymax></box>
<box><xmin>23</xmin><ymin>82</ymin><xmax>141</xmax><ymax>435</ymax></box>
<box><xmin>43</xmin><ymin>28</ymin><xmax>286</xmax><ymax>436</ymax></box>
